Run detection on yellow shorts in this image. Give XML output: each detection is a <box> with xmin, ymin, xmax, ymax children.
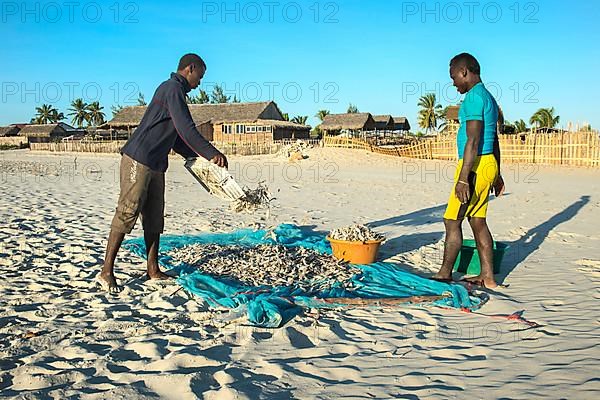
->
<box><xmin>444</xmin><ymin>154</ymin><xmax>498</xmax><ymax>220</ymax></box>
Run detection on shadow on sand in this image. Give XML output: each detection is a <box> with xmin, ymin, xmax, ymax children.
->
<box><xmin>496</xmin><ymin>195</ymin><xmax>590</xmax><ymax>284</ymax></box>
<box><xmin>368</xmin><ymin>204</ymin><xmax>447</xmax><ymax>228</ymax></box>
<box><xmin>367</xmin><ymin>196</ymin><xmax>590</xmax><ymax>285</ymax></box>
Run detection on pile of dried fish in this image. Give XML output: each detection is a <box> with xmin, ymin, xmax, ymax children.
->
<box><xmin>329</xmin><ymin>224</ymin><xmax>385</xmax><ymax>242</ymax></box>
<box><xmin>276</xmin><ymin>139</ymin><xmax>312</xmax><ymax>159</ymax></box>
<box><xmin>168</xmin><ymin>243</ymin><xmax>361</xmax><ymax>293</ymax></box>
<box><xmin>230</xmin><ymin>182</ymin><xmax>273</xmax><ymax>214</ymax></box>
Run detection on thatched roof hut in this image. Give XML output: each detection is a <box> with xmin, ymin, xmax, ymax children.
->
<box><xmin>445</xmin><ymin>104</ymin><xmax>506</xmax><ymax>133</ymax></box>
<box><xmin>19</xmin><ymin>122</ymin><xmax>81</xmax><ymax>138</ymax></box>
<box><xmin>251</xmin><ymin>119</ymin><xmax>310</xmax><ymax>129</ymax></box>
<box><xmin>446</xmin><ymin>106</ymin><xmax>460</xmax><ymax>122</ymax></box>
<box><xmin>320</xmin><ymin>113</ymin><xmax>376</xmax><ymax>131</ymax></box>
<box><xmin>103</xmin><ymin>101</ymin><xmax>297</xmax><ymax>129</ymax></box>
<box><xmin>105</xmin><ymin>101</ymin><xmax>310</xmax><ymax>142</ymax></box>
<box><xmin>373</xmin><ymin>115</ymin><xmax>395</xmax><ymax>131</ymax></box>
<box><xmin>392</xmin><ymin>117</ymin><xmax>411</xmax><ymax>131</ymax></box>
<box><xmin>0</xmin><ymin>125</ymin><xmax>22</xmax><ymax>137</ymax></box>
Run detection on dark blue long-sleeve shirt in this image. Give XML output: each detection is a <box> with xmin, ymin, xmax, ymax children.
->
<box><xmin>121</xmin><ymin>73</ymin><xmax>220</xmax><ymax>172</ymax></box>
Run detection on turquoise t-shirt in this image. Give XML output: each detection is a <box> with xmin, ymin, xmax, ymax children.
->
<box><xmin>457</xmin><ymin>82</ymin><xmax>498</xmax><ymax>159</ymax></box>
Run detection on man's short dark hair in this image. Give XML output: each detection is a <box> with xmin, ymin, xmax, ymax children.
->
<box><xmin>178</xmin><ymin>53</ymin><xmax>206</xmax><ymax>72</ymax></box>
<box><xmin>450</xmin><ymin>53</ymin><xmax>480</xmax><ymax>75</ymax></box>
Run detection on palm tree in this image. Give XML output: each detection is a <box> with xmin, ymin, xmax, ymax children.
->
<box><xmin>315</xmin><ymin>109</ymin><xmax>330</xmax><ymax>122</ymax></box>
<box><xmin>137</xmin><ymin>92</ymin><xmax>147</xmax><ymax>106</ymax></box>
<box><xmin>32</xmin><ymin>104</ymin><xmax>59</xmax><ymax>124</ymax></box>
<box><xmin>437</xmin><ymin>105</ymin><xmax>452</xmax><ymax>132</ymax></box>
<box><xmin>347</xmin><ymin>103</ymin><xmax>359</xmax><ymax>113</ymax></box>
<box><xmin>417</xmin><ymin>93</ymin><xmax>442</xmax><ymax>134</ymax></box>
<box><xmin>501</xmin><ymin>120</ymin><xmax>516</xmax><ymax>134</ymax></box>
<box><xmin>282</xmin><ymin>113</ymin><xmax>290</xmax><ymax>121</ymax></box>
<box><xmin>514</xmin><ymin>119</ymin><xmax>528</xmax><ymax>133</ymax></box>
<box><xmin>87</xmin><ymin>102</ymin><xmax>106</xmax><ymax>126</ymax></box>
<box><xmin>530</xmin><ymin>107</ymin><xmax>560</xmax><ymax>129</ymax></box>
<box><xmin>54</xmin><ymin>110</ymin><xmax>65</xmax><ymax>121</ymax></box>
<box><xmin>291</xmin><ymin>115</ymin><xmax>308</xmax><ymax>125</ymax></box>
<box><xmin>210</xmin><ymin>85</ymin><xmax>230</xmax><ymax>103</ymax></box>
<box><xmin>68</xmin><ymin>98</ymin><xmax>91</xmax><ymax>128</ymax></box>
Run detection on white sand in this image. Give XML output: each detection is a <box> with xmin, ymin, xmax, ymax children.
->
<box><xmin>0</xmin><ymin>148</ymin><xmax>599</xmax><ymax>399</ymax></box>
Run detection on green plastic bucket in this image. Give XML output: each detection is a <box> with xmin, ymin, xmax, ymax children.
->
<box><xmin>453</xmin><ymin>239</ymin><xmax>509</xmax><ymax>275</ymax></box>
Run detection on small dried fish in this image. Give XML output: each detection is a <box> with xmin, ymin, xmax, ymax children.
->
<box><xmin>329</xmin><ymin>224</ymin><xmax>385</xmax><ymax>242</ymax></box>
<box><xmin>168</xmin><ymin>243</ymin><xmax>362</xmax><ymax>293</ymax></box>
<box><xmin>230</xmin><ymin>182</ymin><xmax>273</xmax><ymax>214</ymax></box>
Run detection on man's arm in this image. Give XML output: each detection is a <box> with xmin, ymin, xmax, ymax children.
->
<box><xmin>493</xmin><ymin>133</ymin><xmax>501</xmax><ymax>172</ymax></box>
<box><xmin>165</xmin><ymin>85</ymin><xmax>226</xmax><ymax>166</ymax></box>
<box><xmin>492</xmin><ymin>132</ymin><xmax>505</xmax><ymax>196</ymax></box>
<box><xmin>459</xmin><ymin>120</ymin><xmax>482</xmax><ymax>179</ymax></box>
<box><xmin>172</xmin><ymin>135</ymin><xmax>197</xmax><ymax>159</ymax></box>
<box><xmin>455</xmin><ymin>120</ymin><xmax>482</xmax><ymax>201</ymax></box>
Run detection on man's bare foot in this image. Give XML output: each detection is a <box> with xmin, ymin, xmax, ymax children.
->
<box><xmin>461</xmin><ymin>275</ymin><xmax>498</xmax><ymax>289</ymax></box>
<box><xmin>432</xmin><ymin>272</ymin><xmax>453</xmax><ymax>282</ymax></box>
<box><xmin>147</xmin><ymin>270</ymin><xmax>173</xmax><ymax>280</ymax></box>
<box><xmin>96</xmin><ymin>272</ymin><xmax>121</xmax><ymax>294</ymax></box>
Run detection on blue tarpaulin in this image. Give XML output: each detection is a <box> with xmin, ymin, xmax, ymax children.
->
<box><xmin>123</xmin><ymin>224</ymin><xmax>481</xmax><ymax>327</ymax></box>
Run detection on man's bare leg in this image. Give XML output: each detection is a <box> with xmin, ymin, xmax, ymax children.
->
<box><xmin>433</xmin><ymin>218</ymin><xmax>463</xmax><ymax>281</ymax></box>
<box><xmin>99</xmin><ymin>229</ymin><xmax>126</xmax><ymax>293</ymax></box>
<box><xmin>465</xmin><ymin>217</ymin><xmax>497</xmax><ymax>288</ymax></box>
<box><xmin>144</xmin><ymin>231</ymin><xmax>171</xmax><ymax>280</ymax></box>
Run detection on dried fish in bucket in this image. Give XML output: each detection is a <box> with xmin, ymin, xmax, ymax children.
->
<box><xmin>329</xmin><ymin>224</ymin><xmax>385</xmax><ymax>242</ymax></box>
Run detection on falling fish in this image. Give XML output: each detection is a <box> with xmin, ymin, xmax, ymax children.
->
<box><xmin>184</xmin><ymin>158</ymin><xmax>273</xmax><ymax>214</ymax></box>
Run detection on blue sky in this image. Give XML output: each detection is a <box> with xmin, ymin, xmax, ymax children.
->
<box><xmin>2</xmin><ymin>0</ymin><xmax>599</xmax><ymax>130</ymax></box>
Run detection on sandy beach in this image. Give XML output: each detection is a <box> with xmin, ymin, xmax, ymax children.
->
<box><xmin>1</xmin><ymin>147</ymin><xmax>599</xmax><ymax>399</ymax></box>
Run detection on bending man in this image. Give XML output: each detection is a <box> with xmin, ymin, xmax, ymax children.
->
<box><xmin>98</xmin><ymin>53</ymin><xmax>227</xmax><ymax>293</ymax></box>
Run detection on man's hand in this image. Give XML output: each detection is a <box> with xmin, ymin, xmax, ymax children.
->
<box><xmin>493</xmin><ymin>174</ymin><xmax>505</xmax><ymax>197</ymax></box>
<box><xmin>455</xmin><ymin>181</ymin><xmax>470</xmax><ymax>204</ymax></box>
<box><xmin>210</xmin><ymin>153</ymin><xmax>228</xmax><ymax>169</ymax></box>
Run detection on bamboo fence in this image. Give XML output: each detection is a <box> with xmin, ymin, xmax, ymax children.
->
<box><xmin>323</xmin><ymin>132</ymin><xmax>600</xmax><ymax>167</ymax></box>
<box><xmin>26</xmin><ymin>134</ymin><xmax>600</xmax><ymax>166</ymax></box>
<box><xmin>30</xmin><ymin>140</ymin><xmax>127</xmax><ymax>153</ymax></box>
<box><xmin>0</xmin><ymin>137</ymin><xmax>28</xmax><ymax>147</ymax></box>
<box><xmin>29</xmin><ymin>138</ymin><xmax>323</xmax><ymax>157</ymax></box>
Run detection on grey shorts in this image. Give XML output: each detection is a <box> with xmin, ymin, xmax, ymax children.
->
<box><xmin>110</xmin><ymin>154</ymin><xmax>165</xmax><ymax>234</ymax></box>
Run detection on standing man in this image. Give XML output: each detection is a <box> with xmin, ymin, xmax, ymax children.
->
<box><xmin>98</xmin><ymin>53</ymin><xmax>228</xmax><ymax>293</ymax></box>
<box><xmin>433</xmin><ymin>53</ymin><xmax>505</xmax><ymax>288</ymax></box>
